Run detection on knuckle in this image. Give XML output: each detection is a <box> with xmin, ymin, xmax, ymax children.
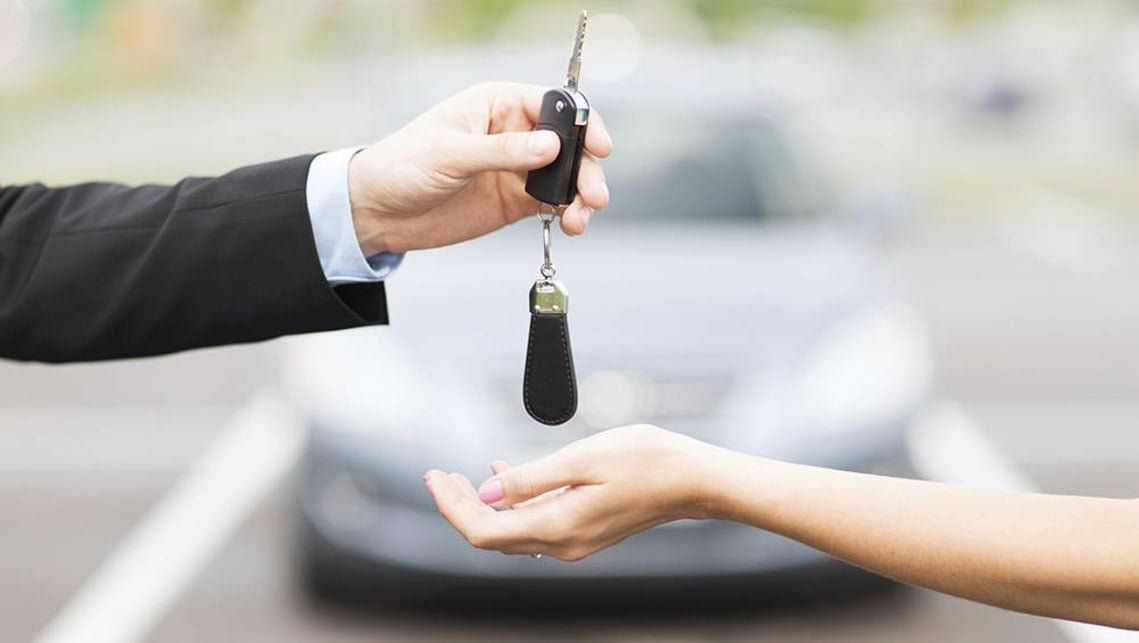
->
<box><xmin>516</xmin><ymin>473</ymin><xmax>537</xmax><ymax>500</ymax></box>
<box><xmin>467</xmin><ymin>81</ymin><xmax>495</xmax><ymax>97</ymax></box>
<box><xmin>533</xmin><ymin>524</ymin><xmax>569</xmax><ymax>548</ymax></box>
<box><xmin>465</xmin><ymin>528</ymin><xmax>494</xmax><ymax>550</ymax></box>
<box><xmin>549</xmin><ymin>512</ymin><xmax>578</xmax><ymax>537</ymax></box>
<box><xmin>534</xmin><ymin>513</ymin><xmax>573</xmax><ymax>544</ymax></box>
<box><xmin>494</xmin><ymin>133</ymin><xmax>516</xmax><ymax>157</ymax></box>
<box><xmin>489</xmin><ymin>92</ymin><xmax>520</xmax><ymax>123</ymax></box>
<box><xmin>621</xmin><ymin>423</ymin><xmax>663</xmax><ymax>441</ymax></box>
<box><xmin>557</xmin><ymin>546</ymin><xmax>590</xmax><ymax>563</ymax></box>
<box><xmin>531</xmin><ymin>523</ymin><xmax>557</xmax><ymax>546</ymax></box>
<box><xmin>429</xmin><ymin>132</ymin><xmax>458</xmax><ymax>163</ymax></box>
<box><xmin>477</xmin><ymin>80</ymin><xmax>504</xmax><ymax>93</ymax></box>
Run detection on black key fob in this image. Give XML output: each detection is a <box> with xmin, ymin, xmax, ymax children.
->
<box><xmin>525</xmin><ymin>88</ymin><xmax>589</xmax><ymax>206</ymax></box>
<box><xmin>523</xmin><ymin>278</ymin><xmax>577</xmax><ymax>425</ymax></box>
<box><xmin>520</xmin><ymin>11</ymin><xmax>588</xmax><ymax>427</ymax></box>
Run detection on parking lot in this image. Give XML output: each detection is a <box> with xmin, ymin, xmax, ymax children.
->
<box><xmin>5</xmin><ymin>4</ymin><xmax>1139</xmax><ymax>639</ymax></box>
<box><xmin>2</xmin><ymin>214</ymin><xmax>1136</xmax><ymax>642</ymax></box>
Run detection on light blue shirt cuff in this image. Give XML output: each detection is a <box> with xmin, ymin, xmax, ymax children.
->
<box><xmin>306</xmin><ymin>146</ymin><xmax>404</xmax><ymax>286</ymax></box>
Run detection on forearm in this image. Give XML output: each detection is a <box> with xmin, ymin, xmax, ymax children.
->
<box><xmin>701</xmin><ymin>449</ymin><xmax>1139</xmax><ymax>628</ymax></box>
<box><xmin>0</xmin><ymin>156</ymin><xmax>386</xmax><ymax>362</ymax></box>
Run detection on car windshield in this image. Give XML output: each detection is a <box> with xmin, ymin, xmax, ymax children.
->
<box><xmin>601</xmin><ymin>110</ymin><xmax>828</xmax><ymax>223</ymax></box>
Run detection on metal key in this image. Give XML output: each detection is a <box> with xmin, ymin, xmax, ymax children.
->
<box><xmin>520</xmin><ymin>10</ymin><xmax>590</xmax><ymax>427</ymax></box>
<box><xmin>566</xmin><ymin>9</ymin><xmax>587</xmax><ymax>91</ymax></box>
<box><xmin>525</xmin><ymin>10</ymin><xmax>590</xmax><ymax>206</ymax></box>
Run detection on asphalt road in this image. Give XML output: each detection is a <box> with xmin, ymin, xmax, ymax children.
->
<box><xmin>2</xmin><ymin>215</ymin><xmax>1137</xmax><ymax>642</ymax></box>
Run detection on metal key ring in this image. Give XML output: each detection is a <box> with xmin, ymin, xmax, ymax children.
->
<box><xmin>537</xmin><ymin>202</ymin><xmax>558</xmax><ymax>221</ymax></box>
<box><xmin>541</xmin><ymin>219</ymin><xmax>554</xmax><ymax>274</ymax></box>
<box><xmin>538</xmin><ymin>203</ymin><xmax>557</xmax><ymax>279</ymax></box>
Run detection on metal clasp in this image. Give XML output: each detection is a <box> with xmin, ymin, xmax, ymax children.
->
<box><xmin>532</xmin><ymin>203</ymin><xmax>567</xmax><ymax>313</ymax></box>
<box><xmin>530</xmin><ymin>278</ymin><xmax>569</xmax><ymax>314</ymax></box>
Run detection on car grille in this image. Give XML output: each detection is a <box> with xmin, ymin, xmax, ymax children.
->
<box><xmin>496</xmin><ymin>369</ymin><xmax>736</xmax><ymax>436</ymax></box>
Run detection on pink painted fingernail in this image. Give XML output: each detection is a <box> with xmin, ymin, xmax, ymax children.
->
<box><xmin>478</xmin><ymin>479</ymin><xmax>504</xmax><ymax>504</ymax></box>
<box><xmin>423</xmin><ymin>472</ymin><xmax>433</xmax><ymax>493</ymax></box>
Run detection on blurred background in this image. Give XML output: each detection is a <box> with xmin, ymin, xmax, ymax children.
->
<box><xmin>3</xmin><ymin>1</ymin><xmax>1139</xmax><ymax>642</ymax></box>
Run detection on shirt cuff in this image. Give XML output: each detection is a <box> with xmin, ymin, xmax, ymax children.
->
<box><xmin>305</xmin><ymin>146</ymin><xmax>404</xmax><ymax>286</ymax></box>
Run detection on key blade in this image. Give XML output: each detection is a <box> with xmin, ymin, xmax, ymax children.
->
<box><xmin>565</xmin><ymin>9</ymin><xmax>588</xmax><ymax>91</ymax></box>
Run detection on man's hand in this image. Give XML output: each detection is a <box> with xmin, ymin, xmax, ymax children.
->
<box><xmin>423</xmin><ymin>425</ymin><xmax>722</xmax><ymax>561</ymax></box>
<box><xmin>348</xmin><ymin>82</ymin><xmax>613</xmax><ymax>255</ymax></box>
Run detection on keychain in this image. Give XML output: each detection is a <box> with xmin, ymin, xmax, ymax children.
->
<box><xmin>521</xmin><ymin>10</ymin><xmax>590</xmax><ymax>426</ymax></box>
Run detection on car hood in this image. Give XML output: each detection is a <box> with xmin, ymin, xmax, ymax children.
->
<box><xmin>284</xmin><ymin>221</ymin><xmax>886</xmax><ymax>467</ymax></box>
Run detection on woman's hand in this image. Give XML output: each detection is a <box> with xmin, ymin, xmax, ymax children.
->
<box><xmin>348</xmin><ymin>81</ymin><xmax>612</xmax><ymax>255</ymax></box>
<box><xmin>423</xmin><ymin>425</ymin><xmax>725</xmax><ymax>561</ymax></box>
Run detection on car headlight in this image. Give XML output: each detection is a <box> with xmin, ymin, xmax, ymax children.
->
<box><xmin>795</xmin><ymin>301</ymin><xmax>933</xmax><ymax>435</ymax></box>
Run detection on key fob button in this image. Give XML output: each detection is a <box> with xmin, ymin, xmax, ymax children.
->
<box><xmin>525</xmin><ymin>88</ymin><xmax>589</xmax><ymax>206</ymax></box>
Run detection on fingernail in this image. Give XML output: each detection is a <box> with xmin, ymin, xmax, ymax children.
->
<box><xmin>600</xmin><ymin>182</ymin><xmax>609</xmax><ymax>203</ymax></box>
<box><xmin>478</xmin><ymin>479</ymin><xmax>504</xmax><ymax>504</ymax></box>
<box><xmin>422</xmin><ymin>472</ymin><xmax>433</xmax><ymax>493</ymax></box>
<box><xmin>528</xmin><ymin>130</ymin><xmax>558</xmax><ymax>156</ymax></box>
<box><xmin>582</xmin><ymin>207</ymin><xmax>594</xmax><ymax>226</ymax></box>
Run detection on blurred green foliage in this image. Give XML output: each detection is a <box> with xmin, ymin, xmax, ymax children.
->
<box><xmin>4</xmin><ymin>0</ymin><xmax>1031</xmax><ymax>106</ymax></box>
<box><xmin>428</xmin><ymin>0</ymin><xmax>534</xmax><ymax>40</ymax></box>
<box><xmin>691</xmin><ymin>0</ymin><xmax>876</xmax><ymax>38</ymax></box>
<box><xmin>63</xmin><ymin>0</ymin><xmax>103</xmax><ymax>33</ymax></box>
<box><xmin>944</xmin><ymin>0</ymin><xmax>1021</xmax><ymax>24</ymax></box>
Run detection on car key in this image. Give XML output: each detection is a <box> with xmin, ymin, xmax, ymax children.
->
<box><xmin>525</xmin><ymin>9</ymin><xmax>590</xmax><ymax>206</ymax></box>
<box><xmin>522</xmin><ymin>10</ymin><xmax>589</xmax><ymax>426</ymax></box>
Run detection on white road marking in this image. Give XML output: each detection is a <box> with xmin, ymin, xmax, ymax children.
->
<box><xmin>0</xmin><ymin>407</ymin><xmax>237</xmax><ymax>471</ymax></box>
<box><xmin>30</xmin><ymin>393</ymin><xmax>1136</xmax><ymax>642</ymax></box>
<box><xmin>34</xmin><ymin>391</ymin><xmax>303</xmax><ymax>643</ymax></box>
<box><xmin>908</xmin><ymin>402</ymin><xmax>1139</xmax><ymax>643</ymax></box>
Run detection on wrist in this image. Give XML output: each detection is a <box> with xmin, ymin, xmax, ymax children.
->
<box><xmin>673</xmin><ymin>440</ymin><xmax>737</xmax><ymax>521</ymax></box>
<box><xmin>689</xmin><ymin>445</ymin><xmax>773</xmax><ymax>522</ymax></box>
<box><xmin>348</xmin><ymin>148</ymin><xmax>403</xmax><ymax>256</ymax></box>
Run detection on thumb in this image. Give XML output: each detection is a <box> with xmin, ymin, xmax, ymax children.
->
<box><xmin>476</xmin><ymin>451</ymin><xmax>587</xmax><ymax>507</ymax></box>
<box><xmin>444</xmin><ymin>130</ymin><xmax>560</xmax><ymax>176</ymax></box>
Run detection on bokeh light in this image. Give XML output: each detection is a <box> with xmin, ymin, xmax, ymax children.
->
<box><xmin>0</xmin><ymin>0</ymin><xmax>30</xmax><ymax>67</ymax></box>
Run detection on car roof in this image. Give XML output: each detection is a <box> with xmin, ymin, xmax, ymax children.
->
<box><xmin>372</xmin><ymin>45</ymin><xmax>789</xmax><ymax>126</ymax></box>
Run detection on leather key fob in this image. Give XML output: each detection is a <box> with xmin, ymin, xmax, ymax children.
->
<box><xmin>524</xmin><ymin>279</ymin><xmax>577</xmax><ymax>425</ymax></box>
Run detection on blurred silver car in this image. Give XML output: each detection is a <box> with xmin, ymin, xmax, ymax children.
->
<box><xmin>284</xmin><ymin>67</ymin><xmax>933</xmax><ymax>607</ymax></box>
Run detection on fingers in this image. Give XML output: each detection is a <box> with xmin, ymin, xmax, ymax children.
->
<box><xmin>583</xmin><ymin>109</ymin><xmax>613</xmax><ymax>159</ymax></box>
<box><xmin>504</xmin><ymin>82</ymin><xmax>612</xmax><ymax>159</ymax></box>
<box><xmin>475</xmin><ymin>450</ymin><xmax>590</xmax><ymax>508</ymax></box>
<box><xmin>483</xmin><ymin>82</ymin><xmax>547</xmax><ymax>124</ymax></box>
<box><xmin>425</xmin><ymin>469</ymin><xmax>597</xmax><ymax>561</ymax></box>
<box><xmin>560</xmin><ymin>197</ymin><xmax>591</xmax><ymax>236</ymax></box>
<box><xmin>424</xmin><ymin>470</ymin><xmax>539</xmax><ymax>552</ymax></box>
<box><xmin>576</xmin><ymin>154</ymin><xmax>608</xmax><ymax>211</ymax></box>
<box><xmin>560</xmin><ymin>154</ymin><xmax>607</xmax><ymax>236</ymax></box>
<box><xmin>443</xmin><ymin>130</ymin><xmax>561</xmax><ymax>176</ymax></box>
<box><xmin>442</xmin><ymin>82</ymin><xmax>612</xmax><ymax>238</ymax></box>
<box><xmin>424</xmin><ymin>470</ymin><xmax>493</xmax><ymax>534</ymax></box>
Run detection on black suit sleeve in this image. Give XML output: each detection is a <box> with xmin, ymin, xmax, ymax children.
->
<box><xmin>0</xmin><ymin>154</ymin><xmax>388</xmax><ymax>363</ymax></box>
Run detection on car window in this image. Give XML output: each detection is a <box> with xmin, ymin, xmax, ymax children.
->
<box><xmin>603</xmin><ymin>111</ymin><xmax>827</xmax><ymax>222</ymax></box>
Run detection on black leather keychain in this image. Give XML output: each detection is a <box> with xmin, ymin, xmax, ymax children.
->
<box><xmin>523</xmin><ymin>217</ymin><xmax>577</xmax><ymax>425</ymax></box>
<box><xmin>521</xmin><ymin>10</ymin><xmax>589</xmax><ymax>426</ymax></box>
